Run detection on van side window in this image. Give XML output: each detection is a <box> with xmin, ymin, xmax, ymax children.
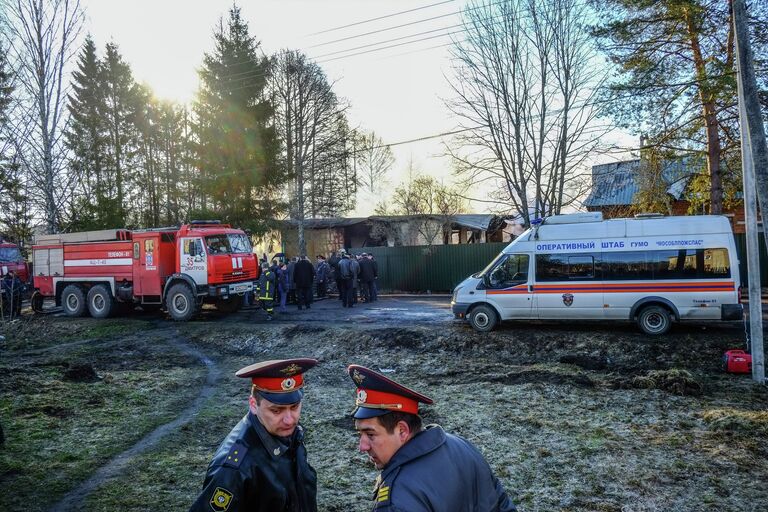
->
<box><xmin>489</xmin><ymin>254</ymin><xmax>529</xmax><ymax>288</ymax></box>
<box><xmin>702</xmin><ymin>248</ymin><xmax>730</xmax><ymax>277</ymax></box>
<box><xmin>568</xmin><ymin>256</ymin><xmax>595</xmax><ymax>279</ymax></box>
<box><xmin>602</xmin><ymin>248</ymin><xmax>730</xmax><ymax>280</ymax></box>
<box><xmin>602</xmin><ymin>252</ymin><xmax>651</xmax><ymax>280</ymax></box>
<box><xmin>536</xmin><ymin>253</ymin><xmax>598</xmax><ymax>281</ymax></box>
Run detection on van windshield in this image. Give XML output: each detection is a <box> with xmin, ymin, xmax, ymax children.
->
<box><xmin>476</xmin><ymin>252</ymin><xmax>506</xmax><ymax>277</ymax></box>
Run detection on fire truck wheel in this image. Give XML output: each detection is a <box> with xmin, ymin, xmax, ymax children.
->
<box><xmin>637</xmin><ymin>305</ymin><xmax>672</xmax><ymax>335</ymax></box>
<box><xmin>31</xmin><ymin>291</ymin><xmax>44</xmax><ymax>313</ymax></box>
<box><xmin>469</xmin><ymin>304</ymin><xmax>498</xmax><ymax>332</ymax></box>
<box><xmin>61</xmin><ymin>285</ymin><xmax>87</xmax><ymax>317</ymax></box>
<box><xmin>87</xmin><ymin>285</ymin><xmax>114</xmax><ymax>319</ymax></box>
<box><xmin>216</xmin><ymin>295</ymin><xmax>243</xmax><ymax>314</ymax></box>
<box><xmin>168</xmin><ymin>283</ymin><xmax>196</xmax><ymax>321</ymax></box>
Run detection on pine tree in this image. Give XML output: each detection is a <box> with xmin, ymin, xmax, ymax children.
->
<box><xmin>193</xmin><ymin>5</ymin><xmax>283</xmax><ymax>232</ymax></box>
<box><xmin>65</xmin><ymin>35</ymin><xmax>113</xmax><ymax>230</ymax></box>
<box><xmin>592</xmin><ymin>0</ymin><xmax>768</xmax><ymax>214</ymax></box>
<box><xmin>100</xmin><ymin>41</ymin><xmax>139</xmax><ymax>224</ymax></box>
<box><xmin>0</xmin><ymin>43</ymin><xmax>14</xmax><ymax>195</ymax></box>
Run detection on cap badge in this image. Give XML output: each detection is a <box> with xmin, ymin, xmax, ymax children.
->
<box><xmin>281</xmin><ymin>363</ymin><xmax>302</xmax><ymax>376</ymax></box>
<box><xmin>352</xmin><ymin>369</ymin><xmax>365</xmax><ymax>386</ymax></box>
<box><xmin>281</xmin><ymin>377</ymin><xmax>296</xmax><ymax>390</ymax></box>
<box><xmin>356</xmin><ymin>389</ymin><xmax>368</xmax><ymax>403</ymax></box>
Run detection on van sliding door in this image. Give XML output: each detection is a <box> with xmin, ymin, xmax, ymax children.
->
<box><xmin>534</xmin><ymin>252</ymin><xmax>603</xmax><ymax>319</ymax></box>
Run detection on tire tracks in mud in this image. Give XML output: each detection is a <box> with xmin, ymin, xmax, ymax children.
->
<box><xmin>49</xmin><ymin>329</ymin><xmax>220</xmax><ymax>512</ymax></box>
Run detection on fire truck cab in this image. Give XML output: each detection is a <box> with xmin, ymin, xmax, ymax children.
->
<box><xmin>32</xmin><ymin>221</ymin><xmax>259</xmax><ymax>321</ymax></box>
<box><xmin>0</xmin><ymin>240</ymin><xmax>30</xmax><ymax>283</ymax></box>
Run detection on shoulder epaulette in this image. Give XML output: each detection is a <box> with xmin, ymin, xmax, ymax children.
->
<box><xmin>223</xmin><ymin>441</ymin><xmax>248</xmax><ymax>468</ymax></box>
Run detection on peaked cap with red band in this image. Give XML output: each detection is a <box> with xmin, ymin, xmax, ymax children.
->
<box><xmin>347</xmin><ymin>364</ymin><xmax>433</xmax><ymax>419</ymax></box>
<box><xmin>236</xmin><ymin>358</ymin><xmax>318</xmax><ymax>405</ymax></box>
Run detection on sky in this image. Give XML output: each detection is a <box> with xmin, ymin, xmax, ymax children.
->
<box><xmin>82</xmin><ymin>0</ymin><xmax>635</xmax><ymax>216</ymax></box>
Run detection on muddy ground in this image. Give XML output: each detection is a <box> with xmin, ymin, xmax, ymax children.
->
<box><xmin>1</xmin><ymin>296</ymin><xmax>767</xmax><ymax>511</ymax></box>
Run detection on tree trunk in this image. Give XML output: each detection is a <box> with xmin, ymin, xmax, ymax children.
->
<box><xmin>685</xmin><ymin>8</ymin><xmax>723</xmax><ymax>214</ymax></box>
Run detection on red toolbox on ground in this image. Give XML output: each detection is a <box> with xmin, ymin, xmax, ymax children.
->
<box><xmin>723</xmin><ymin>350</ymin><xmax>752</xmax><ymax>374</ymax></box>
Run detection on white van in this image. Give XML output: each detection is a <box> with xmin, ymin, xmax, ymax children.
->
<box><xmin>451</xmin><ymin>213</ymin><xmax>743</xmax><ymax>335</ymax></box>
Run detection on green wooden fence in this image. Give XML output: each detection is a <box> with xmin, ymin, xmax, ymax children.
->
<box><xmin>733</xmin><ymin>232</ymin><xmax>768</xmax><ymax>287</ymax></box>
<box><xmin>351</xmin><ymin>243</ymin><xmax>508</xmax><ymax>293</ymax></box>
<box><xmin>352</xmin><ymin>234</ymin><xmax>767</xmax><ymax>293</ymax></box>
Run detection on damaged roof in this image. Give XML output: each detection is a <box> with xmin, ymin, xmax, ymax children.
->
<box><xmin>283</xmin><ymin>217</ymin><xmax>368</xmax><ymax>228</ymax></box>
<box><xmin>584</xmin><ymin>157</ymin><xmax>701</xmax><ymax>207</ymax></box>
<box><xmin>282</xmin><ymin>214</ymin><xmax>503</xmax><ymax>231</ymax></box>
<box><xmin>369</xmin><ymin>214</ymin><xmax>501</xmax><ymax>231</ymax></box>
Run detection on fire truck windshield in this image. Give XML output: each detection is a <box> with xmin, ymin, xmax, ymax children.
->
<box><xmin>205</xmin><ymin>234</ymin><xmax>252</xmax><ymax>255</ymax></box>
<box><xmin>0</xmin><ymin>247</ymin><xmax>22</xmax><ymax>262</ymax></box>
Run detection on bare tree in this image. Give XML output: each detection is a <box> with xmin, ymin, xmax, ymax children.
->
<box><xmin>2</xmin><ymin>0</ymin><xmax>84</xmax><ymax>233</ymax></box>
<box><xmin>376</xmin><ymin>162</ymin><xmax>467</xmax><ymax>246</ymax></box>
<box><xmin>355</xmin><ymin>130</ymin><xmax>394</xmax><ymax>195</ymax></box>
<box><xmin>270</xmin><ymin>49</ymin><xmax>353</xmax><ymax>256</ymax></box>
<box><xmin>446</xmin><ymin>0</ymin><xmax>606</xmax><ymax>226</ymax></box>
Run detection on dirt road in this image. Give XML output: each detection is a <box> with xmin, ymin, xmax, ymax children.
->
<box><xmin>1</xmin><ymin>296</ymin><xmax>767</xmax><ymax>511</ymax></box>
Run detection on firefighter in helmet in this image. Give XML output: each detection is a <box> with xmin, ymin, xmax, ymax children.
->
<box><xmin>257</xmin><ymin>262</ymin><xmax>276</xmax><ymax>320</ymax></box>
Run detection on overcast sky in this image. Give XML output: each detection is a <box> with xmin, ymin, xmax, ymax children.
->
<box><xmin>81</xmin><ymin>0</ymin><xmax>634</xmax><ymax>216</ymax></box>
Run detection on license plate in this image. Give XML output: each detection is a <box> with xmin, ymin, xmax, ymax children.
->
<box><xmin>232</xmin><ymin>284</ymin><xmax>250</xmax><ymax>293</ymax></box>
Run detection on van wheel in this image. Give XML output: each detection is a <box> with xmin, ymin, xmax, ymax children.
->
<box><xmin>167</xmin><ymin>284</ymin><xmax>197</xmax><ymax>321</ymax></box>
<box><xmin>637</xmin><ymin>305</ymin><xmax>672</xmax><ymax>335</ymax></box>
<box><xmin>61</xmin><ymin>285</ymin><xmax>86</xmax><ymax>317</ymax></box>
<box><xmin>87</xmin><ymin>285</ymin><xmax>114</xmax><ymax>319</ymax></box>
<box><xmin>469</xmin><ymin>304</ymin><xmax>498</xmax><ymax>332</ymax></box>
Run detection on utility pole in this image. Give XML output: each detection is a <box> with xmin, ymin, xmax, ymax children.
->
<box><xmin>733</xmin><ymin>0</ymin><xmax>766</xmax><ymax>384</ymax></box>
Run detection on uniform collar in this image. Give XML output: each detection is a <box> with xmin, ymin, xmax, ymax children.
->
<box><xmin>381</xmin><ymin>424</ymin><xmax>445</xmax><ymax>476</ymax></box>
<box><xmin>248</xmin><ymin>412</ymin><xmax>303</xmax><ymax>459</ymax></box>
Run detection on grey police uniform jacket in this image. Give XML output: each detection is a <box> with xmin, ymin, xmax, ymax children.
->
<box><xmin>189</xmin><ymin>413</ymin><xmax>317</xmax><ymax>512</ymax></box>
<box><xmin>371</xmin><ymin>425</ymin><xmax>516</xmax><ymax>512</ymax></box>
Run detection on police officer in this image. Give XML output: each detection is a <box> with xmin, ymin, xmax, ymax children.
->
<box><xmin>189</xmin><ymin>358</ymin><xmax>319</xmax><ymax>512</ymax></box>
<box><xmin>348</xmin><ymin>365</ymin><xmax>517</xmax><ymax>512</ymax></box>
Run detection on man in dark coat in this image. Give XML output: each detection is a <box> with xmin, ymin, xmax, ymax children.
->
<box><xmin>358</xmin><ymin>253</ymin><xmax>376</xmax><ymax>303</ymax></box>
<box><xmin>189</xmin><ymin>358</ymin><xmax>319</xmax><ymax>512</ymax></box>
<box><xmin>286</xmin><ymin>257</ymin><xmax>297</xmax><ymax>304</ymax></box>
<box><xmin>368</xmin><ymin>254</ymin><xmax>379</xmax><ymax>302</ymax></box>
<box><xmin>327</xmin><ymin>252</ymin><xmax>342</xmax><ymax>301</ymax></box>
<box><xmin>293</xmin><ymin>256</ymin><xmax>315</xmax><ymax>310</ymax></box>
<box><xmin>315</xmin><ymin>255</ymin><xmax>329</xmax><ymax>298</ymax></box>
<box><xmin>1</xmin><ymin>270</ymin><xmax>22</xmax><ymax>320</ymax></box>
<box><xmin>337</xmin><ymin>253</ymin><xmax>358</xmax><ymax>308</ymax></box>
<box><xmin>347</xmin><ymin>365</ymin><xmax>517</xmax><ymax>512</ymax></box>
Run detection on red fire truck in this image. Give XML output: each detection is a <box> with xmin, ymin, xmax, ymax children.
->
<box><xmin>0</xmin><ymin>240</ymin><xmax>30</xmax><ymax>283</ymax></box>
<box><xmin>31</xmin><ymin>221</ymin><xmax>259</xmax><ymax>321</ymax></box>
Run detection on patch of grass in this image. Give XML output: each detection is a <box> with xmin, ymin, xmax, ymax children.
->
<box><xmin>0</xmin><ymin>332</ymin><xmax>204</xmax><ymax>512</ymax></box>
<box><xmin>59</xmin><ymin>318</ymin><xmax>154</xmax><ymax>342</ymax></box>
<box><xmin>701</xmin><ymin>408</ymin><xmax>768</xmax><ymax>435</ymax></box>
<box><xmin>82</xmin><ymin>370</ymin><xmax>246</xmax><ymax>511</ymax></box>
<box><xmin>631</xmin><ymin>368</ymin><xmax>703</xmax><ymax>396</ymax></box>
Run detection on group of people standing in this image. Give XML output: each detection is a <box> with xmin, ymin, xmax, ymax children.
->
<box><xmin>255</xmin><ymin>251</ymin><xmax>379</xmax><ymax>317</ymax></box>
<box><xmin>329</xmin><ymin>251</ymin><xmax>379</xmax><ymax>308</ymax></box>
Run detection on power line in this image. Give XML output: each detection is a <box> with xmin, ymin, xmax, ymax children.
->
<box><xmin>317</xmin><ymin>28</ymin><xmax>465</xmax><ymax>64</ymax></box>
<box><xmin>305</xmin><ymin>0</ymin><xmax>511</xmax><ymax>50</ymax></box>
<box><xmin>312</xmin><ymin>21</ymin><xmax>468</xmax><ymax>60</ymax></box>
<box><xmin>306</xmin><ymin>0</ymin><xmax>458</xmax><ymax>36</ymax></box>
